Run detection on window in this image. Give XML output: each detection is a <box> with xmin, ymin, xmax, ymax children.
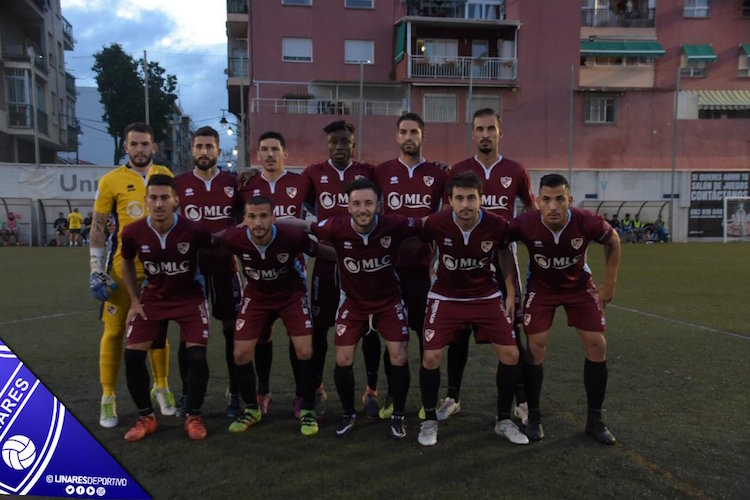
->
<box><xmin>467</xmin><ymin>94</ymin><xmax>500</xmax><ymax>122</ymax></box>
<box><xmin>592</xmin><ymin>56</ymin><xmax>653</xmax><ymax>67</ymax></box>
<box><xmin>684</xmin><ymin>0</ymin><xmax>709</xmax><ymax>17</ymax></box>
<box><xmin>345</xmin><ymin>40</ymin><xmax>374</xmax><ymax>64</ymax></box>
<box><xmin>423</xmin><ymin>94</ymin><xmax>456</xmax><ymax>123</ymax></box>
<box><xmin>584</xmin><ymin>96</ymin><xmax>616</xmax><ymax>124</ymax></box>
<box><xmin>282</xmin><ymin>38</ymin><xmax>312</xmax><ymax>62</ymax></box>
<box><xmin>345</xmin><ymin>0</ymin><xmax>373</xmax><ymax>8</ymax></box>
<box><xmin>680</xmin><ymin>60</ymin><xmax>707</xmax><ymax>77</ymax></box>
<box><xmin>282</xmin><ymin>0</ymin><xmax>311</xmax><ymax>5</ymax></box>
<box><xmin>739</xmin><ymin>47</ymin><xmax>750</xmax><ymax>77</ymax></box>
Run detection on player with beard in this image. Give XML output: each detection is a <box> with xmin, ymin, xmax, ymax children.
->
<box><xmin>437</xmin><ymin>108</ymin><xmax>535</xmax><ymax>424</ymax></box>
<box><xmin>121</xmin><ymin>175</ymin><xmax>213</xmax><ymax>441</ymax></box>
<box><xmin>301</xmin><ymin>121</ymin><xmax>382</xmax><ymax>418</ymax></box>
<box><xmin>507</xmin><ymin>174</ymin><xmax>620</xmax><ymax>444</ymax></box>
<box><xmin>174</xmin><ymin>126</ymin><xmax>244</xmax><ymax>419</ymax></box>
<box><xmin>238</xmin><ymin>131</ymin><xmax>315</xmax><ymax>418</ymax></box>
<box><xmin>89</xmin><ymin>122</ymin><xmax>175</xmax><ymax>429</ymax></box>
<box><xmin>372</xmin><ymin>113</ymin><xmax>446</xmax><ymax>419</ymax></box>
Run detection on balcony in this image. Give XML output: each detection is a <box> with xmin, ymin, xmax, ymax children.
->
<box><xmin>407</xmin><ymin>55</ymin><xmax>516</xmax><ymax>81</ymax></box>
<box><xmin>228</xmin><ymin>57</ymin><xmax>248</xmax><ymax>78</ymax></box>
<box><xmin>406</xmin><ymin>0</ymin><xmax>505</xmax><ymax>20</ymax></box>
<box><xmin>65</xmin><ymin>72</ymin><xmax>76</xmax><ymax>96</ymax></box>
<box><xmin>62</xmin><ymin>16</ymin><xmax>75</xmax><ymax>50</ymax></box>
<box><xmin>251</xmin><ymin>98</ymin><xmax>403</xmax><ymax>117</ymax></box>
<box><xmin>581</xmin><ymin>6</ymin><xmax>654</xmax><ymax>28</ymax></box>
<box><xmin>7</xmin><ymin>104</ymin><xmax>32</xmax><ymax>128</ymax></box>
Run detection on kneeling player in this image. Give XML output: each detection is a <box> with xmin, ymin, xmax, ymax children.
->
<box><xmin>508</xmin><ymin>174</ymin><xmax>620</xmax><ymax>444</ymax></box>
<box><xmin>221</xmin><ymin>196</ymin><xmax>320</xmax><ymax>436</ymax></box>
<box><xmin>120</xmin><ymin>175</ymin><xmax>212</xmax><ymax>442</ymax></box>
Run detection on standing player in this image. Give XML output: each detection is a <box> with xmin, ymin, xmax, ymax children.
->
<box><xmin>238</xmin><ymin>131</ymin><xmax>312</xmax><ymax>417</ymax></box>
<box><xmin>67</xmin><ymin>208</ymin><xmax>83</xmax><ymax>246</ymax></box>
<box><xmin>438</xmin><ymin>108</ymin><xmax>535</xmax><ymax>423</ymax></box>
<box><xmin>301</xmin><ymin>120</ymin><xmax>382</xmax><ymax>417</ymax></box>
<box><xmin>120</xmin><ymin>175</ymin><xmax>212</xmax><ymax>441</ymax></box>
<box><xmin>372</xmin><ymin>112</ymin><xmax>446</xmax><ymax>419</ymax></box>
<box><xmin>507</xmin><ymin>174</ymin><xmax>620</xmax><ymax>444</ymax></box>
<box><xmin>303</xmin><ymin>178</ymin><xmax>420</xmax><ymax>439</ymax></box>
<box><xmin>175</xmin><ymin>126</ymin><xmax>244</xmax><ymax>418</ymax></box>
<box><xmin>418</xmin><ymin>171</ymin><xmax>528</xmax><ymax>447</ymax></box>
<box><xmin>220</xmin><ymin>196</ymin><xmax>320</xmax><ymax>436</ymax></box>
<box><xmin>89</xmin><ymin>122</ymin><xmax>175</xmax><ymax>428</ymax></box>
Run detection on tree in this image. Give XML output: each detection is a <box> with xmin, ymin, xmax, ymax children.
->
<box><xmin>92</xmin><ymin>44</ymin><xmax>178</xmax><ymax>164</ymax></box>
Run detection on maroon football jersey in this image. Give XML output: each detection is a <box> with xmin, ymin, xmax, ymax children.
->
<box><xmin>421</xmin><ymin>209</ymin><xmax>510</xmax><ymax>300</ymax></box>
<box><xmin>175</xmin><ymin>169</ymin><xmax>241</xmax><ymax>274</ymax></box>
<box><xmin>373</xmin><ymin>158</ymin><xmax>446</xmax><ymax>268</ymax></box>
<box><xmin>301</xmin><ymin>160</ymin><xmax>374</xmax><ymax>222</ymax></box>
<box><xmin>508</xmin><ymin>207</ymin><xmax>614</xmax><ymax>291</ymax></box>
<box><xmin>237</xmin><ymin>171</ymin><xmax>310</xmax><ymax>219</ymax></box>
<box><xmin>446</xmin><ymin>156</ymin><xmax>535</xmax><ymax>217</ymax></box>
<box><xmin>221</xmin><ymin>223</ymin><xmax>318</xmax><ymax>300</ymax></box>
<box><xmin>121</xmin><ymin>215</ymin><xmax>211</xmax><ymax>302</ymax></box>
<box><xmin>312</xmin><ymin>214</ymin><xmax>421</xmax><ymax>308</ymax></box>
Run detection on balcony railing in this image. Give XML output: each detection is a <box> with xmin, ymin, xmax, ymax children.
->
<box><xmin>62</xmin><ymin>16</ymin><xmax>74</xmax><ymax>49</ymax></box>
<box><xmin>8</xmin><ymin>104</ymin><xmax>32</xmax><ymax>128</ymax></box>
<box><xmin>228</xmin><ymin>57</ymin><xmax>248</xmax><ymax>78</ymax></box>
<box><xmin>406</xmin><ymin>0</ymin><xmax>505</xmax><ymax>20</ymax></box>
<box><xmin>409</xmin><ymin>55</ymin><xmax>516</xmax><ymax>80</ymax></box>
<box><xmin>65</xmin><ymin>72</ymin><xmax>76</xmax><ymax>95</ymax></box>
<box><xmin>227</xmin><ymin>0</ymin><xmax>248</xmax><ymax>14</ymax></box>
<box><xmin>581</xmin><ymin>7</ymin><xmax>655</xmax><ymax>28</ymax></box>
<box><xmin>251</xmin><ymin>98</ymin><xmax>403</xmax><ymax>117</ymax></box>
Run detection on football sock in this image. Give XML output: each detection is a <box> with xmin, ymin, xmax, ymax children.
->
<box><xmin>224</xmin><ymin>325</ymin><xmax>238</xmax><ymax>394</ymax></box>
<box><xmin>178</xmin><ymin>341</ymin><xmax>188</xmax><ymax>397</ymax></box>
<box><xmin>390</xmin><ymin>363</ymin><xmax>410</xmax><ymax>415</ymax></box>
<box><xmin>584</xmin><ymin>358</ymin><xmax>608</xmax><ymax>421</ymax></box>
<box><xmin>383</xmin><ymin>350</ymin><xmax>393</xmax><ymax>397</ymax></box>
<box><xmin>496</xmin><ymin>361</ymin><xmax>520</xmax><ymax>420</ymax></box>
<box><xmin>525</xmin><ymin>363</ymin><xmax>544</xmax><ymax>421</ymax></box>
<box><xmin>334</xmin><ymin>364</ymin><xmax>355</xmax><ymax>415</ymax></box>
<box><xmin>254</xmin><ymin>340</ymin><xmax>273</xmax><ymax>395</ymax></box>
<box><xmin>420</xmin><ymin>366</ymin><xmax>440</xmax><ymax>420</ymax></box>
<box><xmin>446</xmin><ymin>327</ymin><xmax>471</xmax><ymax>401</ymax></box>
<box><xmin>124</xmin><ymin>349</ymin><xmax>151</xmax><ymax>413</ymax></box>
<box><xmin>236</xmin><ymin>361</ymin><xmax>258</xmax><ymax>408</ymax></box>
<box><xmin>99</xmin><ymin>322</ymin><xmax>124</xmax><ymax>397</ymax></box>
<box><xmin>362</xmin><ymin>332</ymin><xmax>380</xmax><ymax>391</ymax></box>
<box><xmin>312</xmin><ymin>326</ymin><xmax>328</xmax><ymax>388</ymax></box>
<box><xmin>186</xmin><ymin>346</ymin><xmax>209</xmax><ymax>413</ymax></box>
<box><xmin>514</xmin><ymin>325</ymin><xmax>528</xmax><ymax>404</ymax></box>
<box><xmin>299</xmin><ymin>358</ymin><xmax>317</xmax><ymax>411</ymax></box>
<box><xmin>288</xmin><ymin>340</ymin><xmax>302</xmax><ymax>395</ymax></box>
<box><xmin>148</xmin><ymin>341</ymin><xmax>170</xmax><ymax>390</ymax></box>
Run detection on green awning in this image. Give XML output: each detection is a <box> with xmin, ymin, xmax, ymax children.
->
<box><xmin>742</xmin><ymin>44</ymin><xmax>750</xmax><ymax>57</ymax></box>
<box><xmin>580</xmin><ymin>40</ymin><xmax>665</xmax><ymax>57</ymax></box>
<box><xmin>394</xmin><ymin>23</ymin><xmax>406</xmax><ymax>64</ymax></box>
<box><xmin>683</xmin><ymin>44</ymin><xmax>716</xmax><ymax>61</ymax></box>
<box><xmin>689</xmin><ymin>90</ymin><xmax>750</xmax><ymax>110</ymax></box>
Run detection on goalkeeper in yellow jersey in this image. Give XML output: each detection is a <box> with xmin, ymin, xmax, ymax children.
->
<box><xmin>90</xmin><ymin>122</ymin><xmax>176</xmax><ymax>428</ymax></box>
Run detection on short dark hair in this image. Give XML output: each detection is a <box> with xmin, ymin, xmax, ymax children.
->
<box><xmin>472</xmin><ymin>108</ymin><xmax>502</xmax><ymax>127</ymax></box>
<box><xmin>147</xmin><ymin>174</ymin><xmax>176</xmax><ymax>191</ymax></box>
<box><xmin>397</xmin><ymin>112</ymin><xmax>424</xmax><ymax>131</ymax></box>
<box><xmin>539</xmin><ymin>173</ymin><xmax>569</xmax><ymax>190</ymax></box>
<box><xmin>258</xmin><ymin>131</ymin><xmax>286</xmax><ymax>149</ymax></box>
<box><xmin>448</xmin><ymin>171</ymin><xmax>483</xmax><ymax>197</ymax></box>
<box><xmin>323</xmin><ymin>120</ymin><xmax>355</xmax><ymax>135</ymax></box>
<box><xmin>124</xmin><ymin>122</ymin><xmax>154</xmax><ymax>141</ymax></box>
<box><xmin>245</xmin><ymin>195</ymin><xmax>274</xmax><ymax>210</ymax></box>
<box><xmin>345</xmin><ymin>177</ymin><xmax>379</xmax><ymax>198</ymax></box>
<box><xmin>193</xmin><ymin>126</ymin><xmax>220</xmax><ymax>144</ymax></box>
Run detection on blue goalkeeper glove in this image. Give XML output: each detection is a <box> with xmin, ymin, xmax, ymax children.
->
<box><xmin>90</xmin><ymin>272</ymin><xmax>117</xmax><ymax>301</ymax></box>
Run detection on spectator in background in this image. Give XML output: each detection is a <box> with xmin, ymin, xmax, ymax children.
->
<box><xmin>632</xmin><ymin>214</ymin><xmax>644</xmax><ymax>242</ymax></box>
<box><xmin>68</xmin><ymin>208</ymin><xmax>83</xmax><ymax>246</ymax></box>
<box><xmin>3</xmin><ymin>212</ymin><xmax>22</xmax><ymax>246</ymax></box>
<box><xmin>53</xmin><ymin>212</ymin><xmax>68</xmax><ymax>246</ymax></box>
<box><xmin>609</xmin><ymin>214</ymin><xmax>621</xmax><ymax>236</ymax></box>
<box><xmin>621</xmin><ymin>213</ymin><xmax>635</xmax><ymax>243</ymax></box>
<box><xmin>654</xmin><ymin>216</ymin><xmax>668</xmax><ymax>242</ymax></box>
<box><xmin>82</xmin><ymin>211</ymin><xmax>93</xmax><ymax>245</ymax></box>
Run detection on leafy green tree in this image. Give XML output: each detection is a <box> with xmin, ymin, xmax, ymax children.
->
<box><xmin>92</xmin><ymin>43</ymin><xmax>178</xmax><ymax>164</ymax></box>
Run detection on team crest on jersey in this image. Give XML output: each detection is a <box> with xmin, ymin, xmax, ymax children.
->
<box><xmin>380</xmin><ymin>236</ymin><xmax>392</xmax><ymax>249</ymax></box>
<box><xmin>336</xmin><ymin>324</ymin><xmax>347</xmax><ymax>336</ymax></box>
<box><xmin>107</xmin><ymin>304</ymin><xmax>117</xmax><ymax>316</ymax></box>
<box><xmin>185</xmin><ymin>188</ymin><xmax>194</xmax><ymax>197</ymax></box>
<box><xmin>235</xmin><ymin>319</ymin><xmax>245</xmax><ymax>331</ymax></box>
<box><xmin>481</xmin><ymin>241</ymin><xmax>494</xmax><ymax>253</ymax></box>
<box><xmin>571</xmin><ymin>238</ymin><xmax>583</xmax><ymax>250</ymax></box>
<box><xmin>224</xmin><ymin>186</ymin><xmax>235</xmax><ymax>198</ymax></box>
<box><xmin>500</xmin><ymin>176</ymin><xmax>512</xmax><ymax>189</ymax></box>
<box><xmin>278</xmin><ymin>253</ymin><xmax>289</xmax><ymax>263</ymax></box>
<box><xmin>286</xmin><ymin>187</ymin><xmax>297</xmax><ymax>198</ymax></box>
<box><xmin>424</xmin><ymin>328</ymin><xmax>435</xmax><ymax>342</ymax></box>
<box><xmin>424</xmin><ymin>175</ymin><xmax>434</xmax><ymax>187</ymax></box>
<box><xmin>177</xmin><ymin>242</ymin><xmax>190</xmax><ymax>254</ymax></box>
<box><xmin>523</xmin><ymin>314</ymin><xmax>531</xmax><ymax>326</ymax></box>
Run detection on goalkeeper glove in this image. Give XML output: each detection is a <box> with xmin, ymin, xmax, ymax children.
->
<box><xmin>90</xmin><ymin>272</ymin><xmax>117</xmax><ymax>302</ymax></box>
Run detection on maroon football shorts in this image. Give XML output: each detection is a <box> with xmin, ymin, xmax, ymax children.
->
<box><xmin>522</xmin><ymin>279</ymin><xmax>605</xmax><ymax>335</ymax></box>
<box><xmin>234</xmin><ymin>288</ymin><xmax>313</xmax><ymax>341</ymax></box>
<box><xmin>126</xmin><ymin>297</ymin><xmax>210</xmax><ymax>347</ymax></box>
<box><xmin>333</xmin><ymin>298</ymin><xmax>410</xmax><ymax>347</ymax></box>
<box><xmin>422</xmin><ymin>296</ymin><xmax>515</xmax><ymax>350</ymax></box>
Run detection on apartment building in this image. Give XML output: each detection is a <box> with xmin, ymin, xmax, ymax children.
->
<box><xmin>227</xmin><ymin>0</ymin><xmax>750</xmax><ymax>170</ymax></box>
<box><xmin>0</xmin><ymin>0</ymin><xmax>78</xmax><ymax>163</ymax></box>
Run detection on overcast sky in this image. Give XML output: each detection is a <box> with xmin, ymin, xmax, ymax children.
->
<box><xmin>61</xmin><ymin>0</ymin><xmax>235</xmax><ymax>161</ymax></box>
